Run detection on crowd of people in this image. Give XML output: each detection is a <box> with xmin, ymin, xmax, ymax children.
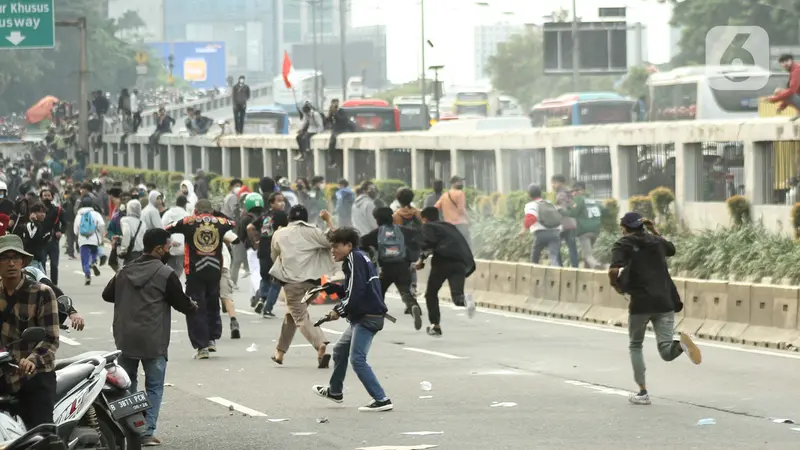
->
<box><xmin>0</xmin><ymin>159</ymin><xmax>708</xmax><ymax>446</ymax></box>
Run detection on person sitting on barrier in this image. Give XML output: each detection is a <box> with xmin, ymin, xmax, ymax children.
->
<box><xmin>608</xmin><ymin>212</ymin><xmax>702</xmax><ymax>406</ymax></box>
<box><xmin>294</xmin><ymin>102</ymin><xmax>324</xmax><ymax>162</ymax></box>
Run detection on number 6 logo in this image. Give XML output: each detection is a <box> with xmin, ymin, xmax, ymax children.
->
<box><xmin>705</xmin><ymin>26</ymin><xmax>770</xmax><ymax>91</ymax></box>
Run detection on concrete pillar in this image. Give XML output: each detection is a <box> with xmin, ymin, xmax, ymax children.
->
<box><xmin>106</xmin><ymin>142</ymin><xmax>113</xmax><ymax>168</ymax></box>
<box><xmin>312</xmin><ymin>148</ymin><xmax>326</xmax><ymax>176</ymax></box>
<box><xmin>286</xmin><ymin>147</ymin><xmax>297</xmax><ymax>182</ymax></box>
<box><xmin>449</xmin><ymin>147</ymin><xmax>465</xmax><ymax>179</ymax></box>
<box><xmin>609</xmin><ymin>143</ymin><xmax>636</xmax><ymax>201</ymax></box>
<box><xmin>375</xmin><ymin>148</ymin><xmax>389</xmax><ymax>180</ymax></box>
<box><xmin>744</xmin><ymin>140</ymin><xmax>768</xmax><ymax>205</ymax></box>
<box><xmin>544</xmin><ymin>145</ymin><xmax>569</xmax><ymax>192</ymax></box>
<box><xmin>154</xmin><ymin>146</ymin><xmax>162</xmax><ymax>171</ymax></box>
<box><xmin>343</xmin><ymin>147</ymin><xmax>356</xmax><ymax>182</ymax></box>
<box><xmin>183</xmin><ymin>145</ymin><xmax>192</xmax><ymax>177</ymax></box>
<box><xmin>240</xmin><ymin>147</ymin><xmax>248</xmax><ymax>178</ymax></box>
<box><xmin>201</xmin><ymin>147</ymin><xmax>210</xmax><ymax>173</ymax></box>
<box><xmin>495</xmin><ymin>148</ymin><xmax>512</xmax><ymax>194</ymax></box>
<box><xmin>167</xmin><ymin>145</ymin><xmax>176</xmax><ymax>172</ymax></box>
<box><xmin>140</xmin><ymin>143</ymin><xmax>149</xmax><ymax>170</ymax></box>
<box><xmin>675</xmin><ymin>142</ymin><xmax>702</xmax><ymax>215</ymax></box>
<box><xmin>410</xmin><ymin>148</ymin><xmax>425</xmax><ymax>189</ymax></box>
<box><xmin>262</xmin><ymin>148</ymin><xmax>273</xmax><ymax>176</ymax></box>
<box><xmin>221</xmin><ymin>146</ymin><xmax>231</xmax><ymax>177</ymax></box>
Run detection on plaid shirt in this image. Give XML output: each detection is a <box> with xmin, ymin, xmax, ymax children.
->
<box><xmin>0</xmin><ymin>278</ymin><xmax>59</xmax><ymax>392</ymax></box>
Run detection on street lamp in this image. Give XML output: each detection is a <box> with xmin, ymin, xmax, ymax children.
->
<box><xmin>429</xmin><ymin>64</ymin><xmax>444</xmax><ymax>120</ymax></box>
<box><xmin>420</xmin><ymin>0</ymin><xmax>428</xmax><ymax>130</ymax></box>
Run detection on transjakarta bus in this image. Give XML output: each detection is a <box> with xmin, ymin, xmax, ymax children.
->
<box><xmin>272</xmin><ymin>70</ymin><xmax>322</xmax><ymax>118</ymax></box>
<box><xmin>530</xmin><ymin>92</ymin><xmax>636</xmax><ymax>127</ymax></box>
<box><xmin>452</xmin><ymin>87</ymin><xmax>498</xmax><ymax>117</ymax></box>
<box><xmin>647</xmin><ymin>65</ymin><xmax>789</xmax><ymax>121</ymax></box>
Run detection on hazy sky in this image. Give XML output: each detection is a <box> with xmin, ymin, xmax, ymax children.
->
<box><xmin>350</xmin><ymin>0</ymin><xmax>674</xmax><ymax>86</ymax></box>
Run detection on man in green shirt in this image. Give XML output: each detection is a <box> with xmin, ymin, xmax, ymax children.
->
<box><xmin>568</xmin><ymin>182</ymin><xmax>603</xmax><ymax>268</ymax></box>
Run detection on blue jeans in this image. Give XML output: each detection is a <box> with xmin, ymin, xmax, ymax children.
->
<box><xmin>117</xmin><ymin>355</ymin><xmax>167</xmax><ymax>437</ymax></box>
<box><xmin>79</xmin><ymin>245</ymin><xmax>98</xmax><ymax>278</ymax></box>
<box><xmin>561</xmin><ymin>228</ymin><xmax>580</xmax><ymax>268</ymax></box>
<box><xmin>531</xmin><ymin>229</ymin><xmax>562</xmax><ymax>266</ymax></box>
<box><xmin>28</xmin><ymin>260</ymin><xmax>45</xmax><ymax>274</ymax></box>
<box><xmin>263</xmin><ymin>277</ymin><xmax>282</xmax><ymax>313</ymax></box>
<box><xmin>329</xmin><ymin>316</ymin><xmax>387</xmax><ymax>401</ymax></box>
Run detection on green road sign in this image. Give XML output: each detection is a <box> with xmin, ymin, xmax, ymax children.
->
<box><xmin>0</xmin><ymin>0</ymin><xmax>55</xmax><ymax>49</ymax></box>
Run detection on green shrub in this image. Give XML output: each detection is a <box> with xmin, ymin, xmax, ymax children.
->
<box><xmin>475</xmin><ymin>195</ymin><xmax>494</xmax><ymax>216</ymax></box>
<box><xmin>502</xmin><ymin>191</ymin><xmax>529</xmax><ymax>220</ymax></box>
<box><xmin>372</xmin><ymin>179</ymin><xmax>407</xmax><ymax>205</ymax></box>
<box><xmin>792</xmin><ymin>203</ymin><xmax>800</xmax><ymax>239</ymax></box>
<box><xmin>601</xmin><ymin>198</ymin><xmax>620</xmax><ymax>234</ymax></box>
<box><xmin>726</xmin><ymin>195</ymin><xmax>751</xmax><ymax>226</ymax></box>
<box><xmin>628</xmin><ymin>195</ymin><xmax>654</xmax><ymax>219</ymax></box>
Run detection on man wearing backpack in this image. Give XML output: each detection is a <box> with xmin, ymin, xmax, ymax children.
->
<box><xmin>393</xmin><ymin>188</ymin><xmax>423</xmax><ymax>297</ymax></box>
<box><xmin>566</xmin><ymin>182</ymin><xmax>603</xmax><ymax>268</ymax></box>
<box><xmin>521</xmin><ymin>184</ymin><xmax>562</xmax><ymax>266</ymax></box>
<box><xmin>360</xmin><ymin>207</ymin><xmax>422</xmax><ymax>330</ymax></box>
<box><xmin>74</xmin><ymin>196</ymin><xmax>105</xmax><ymax>285</ymax></box>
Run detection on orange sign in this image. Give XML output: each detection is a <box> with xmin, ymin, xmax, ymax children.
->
<box><xmin>183</xmin><ymin>58</ymin><xmax>207</xmax><ymax>82</ymax></box>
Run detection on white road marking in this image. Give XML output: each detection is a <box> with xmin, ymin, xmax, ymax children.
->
<box><xmin>438</xmin><ymin>301</ymin><xmax>800</xmax><ymax>361</ymax></box>
<box><xmin>60</xmin><ymin>336</ymin><xmax>81</xmax><ymax>346</ymax></box>
<box><xmin>235</xmin><ymin>309</ymin><xmax>258</xmax><ymax>316</ymax></box>
<box><xmin>321</xmin><ymin>327</ymin><xmax>343</xmax><ymax>335</ymax></box>
<box><xmin>72</xmin><ymin>271</ymin><xmax>84</xmax><ymax>276</ymax></box>
<box><xmin>564</xmin><ymin>380</ymin><xmax>629</xmax><ymax>397</ymax></box>
<box><xmin>403</xmin><ymin>347</ymin><xmax>467</xmax><ymax>360</ymax></box>
<box><xmin>88</xmin><ymin>312</ymin><xmax>104</xmax><ymax>315</ymax></box>
<box><xmin>357</xmin><ymin>446</ymin><xmax>439</xmax><ymax>450</ymax></box>
<box><xmin>205</xmin><ymin>397</ymin><xmax>267</xmax><ymax>417</ymax></box>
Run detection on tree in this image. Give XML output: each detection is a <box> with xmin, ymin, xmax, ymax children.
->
<box><xmin>486</xmin><ymin>29</ymin><xmax>617</xmax><ymax>108</ymax></box>
<box><xmin>662</xmin><ymin>0</ymin><xmax>800</xmax><ymax>66</ymax></box>
<box><xmin>616</xmin><ymin>65</ymin><xmax>651</xmax><ymax>99</ymax></box>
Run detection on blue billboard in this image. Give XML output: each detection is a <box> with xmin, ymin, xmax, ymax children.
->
<box><xmin>148</xmin><ymin>41</ymin><xmax>227</xmax><ymax>90</ymax></box>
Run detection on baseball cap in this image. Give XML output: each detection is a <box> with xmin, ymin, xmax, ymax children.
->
<box><xmin>620</xmin><ymin>212</ymin><xmax>644</xmax><ymax>229</ymax></box>
<box><xmin>571</xmin><ymin>181</ymin><xmax>586</xmax><ymax>191</ymax></box>
<box><xmin>289</xmin><ymin>204</ymin><xmax>308</xmax><ymax>222</ymax></box>
<box><xmin>450</xmin><ymin>175</ymin><xmax>465</xmax><ymax>184</ymax></box>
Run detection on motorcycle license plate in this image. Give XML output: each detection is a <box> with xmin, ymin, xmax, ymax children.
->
<box><xmin>106</xmin><ymin>391</ymin><xmax>151</xmax><ymax>420</ymax></box>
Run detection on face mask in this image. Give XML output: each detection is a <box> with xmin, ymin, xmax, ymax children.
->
<box><xmin>239</xmin><ymin>79</ymin><xmax>244</xmax><ymax>85</ymax></box>
<box><xmin>0</xmin><ymin>193</ymin><xmax>5</xmax><ymax>199</ymax></box>
<box><xmin>233</xmin><ymin>186</ymin><xmax>241</xmax><ymax>194</ymax></box>
<box><xmin>160</xmin><ymin>252</ymin><xmax>171</xmax><ymax>264</ymax></box>
<box><xmin>43</xmin><ymin>199</ymin><xmax>52</xmax><ymax>205</ymax></box>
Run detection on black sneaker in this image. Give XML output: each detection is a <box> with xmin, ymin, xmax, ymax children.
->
<box><xmin>313</xmin><ymin>385</ymin><xmax>343</xmax><ymax>403</ymax></box>
<box><xmin>262</xmin><ymin>310</ymin><xmax>276</xmax><ymax>318</ymax></box>
<box><xmin>208</xmin><ymin>340</ymin><xmax>217</xmax><ymax>352</ymax></box>
<box><xmin>411</xmin><ymin>305</ymin><xmax>422</xmax><ymax>331</ymax></box>
<box><xmin>84</xmin><ymin>277</ymin><xmax>91</xmax><ymax>286</ymax></box>
<box><xmin>358</xmin><ymin>399</ymin><xmax>393</xmax><ymax>412</ymax></box>
<box><xmin>293</xmin><ymin>153</ymin><xmax>305</xmax><ymax>162</ymax></box>
<box><xmin>91</xmin><ymin>263</ymin><xmax>100</xmax><ymax>277</ymax></box>
<box><xmin>230</xmin><ymin>319</ymin><xmax>241</xmax><ymax>339</ymax></box>
<box><xmin>249</xmin><ymin>295</ymin><xmax>257</xmax><ymax>308</ymax></box>
<box><xmin>426</xmin><ymin>326</ymin><xmax>442</xmax><ymax>337</ymax></box>
<box><xmin>254</xmin><ymin>300</ymin><xmax>265</xmax><ymax>314</ymax></box>
<box><xmin>99</xmin><ymin>255</ymin><xmax>108</xmax><ymax>266</ymax></box>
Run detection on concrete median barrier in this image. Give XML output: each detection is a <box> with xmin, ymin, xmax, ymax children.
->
<box><xmin>738</xmin><ymin>285</ymin><xmax>800</xmax><ymax>349</ymax></box>
<box><xmin>484</xmin><ymin>261</ymin><xmax>527</xmax><ymax>311</ymax></box>
<box><xmin>524</xmin><ymin>265</ymin><xmax>557</xmax><ymax>315</ymax></box>
<box><xmin>551</xmin><ymin>268</ymin><xmax>591</xmax><ymax>320</ymax></box>
<box><xmin>583</xmin><ymin>270</ymin><xmax>628</xmax><ymax>326</ymax></box>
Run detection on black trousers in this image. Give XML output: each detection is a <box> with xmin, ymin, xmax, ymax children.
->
<box><xmin>233</xmin><ymin>105</ymin><xmax>246</xmax><ymax>134</ymax></box>
<box><xmin>17</xmin><ymin>370</ymin><xmax>57</xmax><ymax>429</ymax></box>
<box><xmin>132</xmin><ymin>111</ymin><xmax>142</xmax><ymax>132</ymax></box>
<box><xmin>379</xmin><ymin>262</ymin><xmax>418</xmax><ymax>310</ymax></box>
<box><xmin>185</xmin><ymin>273</ymin><xmax>222</xmax><ymax>349</ymax></box>
<box><xmin>424</xmin><ymin>261</ymin><xmax>466</xmax><ymax>325</ymax></box>
<box><xmin>296</xmin><ymin>132</ymin><xmax>316</xmax><ymax>154</ymax></box>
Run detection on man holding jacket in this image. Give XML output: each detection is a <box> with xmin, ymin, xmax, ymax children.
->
<box><xmin>608</xmin><ymin>212</ymin><xmax>702</xmax><ymax>406</ymax></box>
<box><xmin>103</xmin><ymin>228</ymin><xmax>197</xmax><ymax>447</ymax></box>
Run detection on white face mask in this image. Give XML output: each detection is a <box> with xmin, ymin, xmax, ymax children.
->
<box><xmin>233</xmin><ymin>186</ymin><xmax>241</xmax><ymax>194</ymax></box>
<box><xmin>238</xmin><ymin>79</ymin><xmax>244</xmax><ymax>85</ymax></box>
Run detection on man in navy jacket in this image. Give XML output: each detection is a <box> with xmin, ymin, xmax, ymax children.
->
<box><xmin>313</xmin><ymin>227</ymin><xmax>393</xmax><ymax>412</ymax></box>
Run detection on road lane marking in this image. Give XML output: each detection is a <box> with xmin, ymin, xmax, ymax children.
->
<box><xmin>60</xmin><ymin>336</ymin><xmax>81</xmax><ymax>346</ymax></box>
<box><xmin>235</xmin><ymin>309</ymin><xmax>258</xmax><ymax>316</ymax></box>
<box><xmin>206</xmin><ymin>397</ymin><xmax>267</xmax><ymax>416</ymax></box>
<box><xmin>321</xmin><ymin>327</ymin><xmax>342</xmax><ymax>335</ymax></box>
<box><xmin>565</xmin><ymin>380</ymin><xmax>629</xmax><ymax>397</ymax></box>
<box><xmin>403</xmin><ymin>347</ymin><xmax>467</xmax><ymax>360</ymax></box>
<box><xmin>436</xmin><ymin>300</ymin><xmax>800</xmax><ymax>362</ymax></box>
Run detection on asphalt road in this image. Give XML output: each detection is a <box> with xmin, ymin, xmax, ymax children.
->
<box><xmin>51</xmin><ymin>255</ymin><xmax>800</xmax><ymax>450</ymax></box>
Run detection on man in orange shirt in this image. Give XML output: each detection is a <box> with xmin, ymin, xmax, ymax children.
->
<box><xmin>434</xmin><ymin>175</ymin><xmax>471</xmax><ymax>248</ymax></box>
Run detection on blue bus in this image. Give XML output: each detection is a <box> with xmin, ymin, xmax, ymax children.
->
<box><xmin>530</xmin><ymin>92</ymin><xmax>636</xmax><ymax>127</ymax></box>
<box><xmin>244</xmin><ymin>105</ymin><xmax>290</xmax><ymax>135</ymax></box>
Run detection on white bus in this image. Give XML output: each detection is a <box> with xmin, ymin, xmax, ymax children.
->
<box><xmin>272</xmin><ymin>70</ymin><xmax>322</xmax><ymax>117</ymax></box>
<box><xmin>647</xmin><ymin>65</ymin><xmax>789</xmax><ymax>121</ymax></box>
<box><xmin>346</xmin><ymin>76</ymin><xmax>364</xmax><ymax>99</ymax></box>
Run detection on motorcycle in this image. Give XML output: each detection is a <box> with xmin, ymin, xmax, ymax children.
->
<box><xmin>1</xmin><ymin>424</ymin><xmax>67</xmax><ymax>450</ymax></box>
<box><xmin>0</xmin><ymin>325</ymin><xmax>150</xmax><ymax>450</ymax></box>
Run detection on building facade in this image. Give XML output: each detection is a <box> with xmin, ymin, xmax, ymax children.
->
<box><xmin>474</xmin><ymin>23</ymin><xmax>524</xmax><ymax>82</ymax></box>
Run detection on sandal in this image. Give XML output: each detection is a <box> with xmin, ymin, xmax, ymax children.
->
<box><xmin>318</xmin><ymin>354</ymin><xmax>331</xmax><ymax>369</ymax></box>
<box><xmin>271</xmin><ymin>356</ymin><xmax>283</xmax><ymax>365</ymax></box>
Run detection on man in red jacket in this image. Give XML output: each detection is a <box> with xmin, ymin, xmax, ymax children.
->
<box><xmin>769</xmin><ymin>54</ymin><xmax>800</xmax><ymax>120</ymax></box>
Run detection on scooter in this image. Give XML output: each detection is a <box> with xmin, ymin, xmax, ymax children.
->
<box><xmin>0</xmin><ymin>326</ymin><xmax>150</xmax><ymax>450</ymax></box>
<box><xmin>2</xmin><ymin>424</ymin><xmax>67</xmax><ymax>450</ymax></box>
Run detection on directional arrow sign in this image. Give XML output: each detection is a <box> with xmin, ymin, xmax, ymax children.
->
<box><xmin>0</xmin><ymin>0</ymin><xmax>55</xmax><ymax>49</ymax></box>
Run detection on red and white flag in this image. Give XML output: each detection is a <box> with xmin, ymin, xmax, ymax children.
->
<box><xmin>282</xmin><ymin>51</ymin><xmax>294</xmax><ymax>89</ymax></box>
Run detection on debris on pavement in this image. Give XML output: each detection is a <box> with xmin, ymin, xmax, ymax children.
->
<box><xmin>267</xmin><ymin>418</ymin><xmax>290</xmax><ymax>422</ymax></box>
<box><xmin>246</xmin><ymin>343</ymin><xmax>259</xmax><ymax>352</ymax></box>
<box><xmin>228</xmin><ymin>405</ymin><xmax>234</xmax><ymax>411</ymax></box>
<box><xmin>164</xmin><ymin>383</ymin><xmax>174</xmax><ymax>387</ymax></box>
<box><xmin>316</xmin><ymin>417</ymin><xmax>329</xmax><ymax>424</ymax></box>
<box><xmin>696</xmin><ymin>418</ymin><xmax>716</xmax><ymax>426</ymax></box>
<box><xmin>418</xmin><ymin>395</ymin><xmax>433</xmax><ymax>399</ymax></box>
<box><xmin>490</xmin><ymin>402</ymin><xmax>517</xmax><ymax>408</ymax></box>
<box><xmin>771</xmin><ymin>418</ymin><xmax>795</xmax><ymax>424</ymax></box>
<box><xmin>291</xmin><ymin>432</ymin><xmax>317</xmax><ymax>436</ymax></box>
<box><xmin>356</xmin><ymin>446</ymin><xmax>439</xmax><ymax>450</ymax></box>
<box><xmin>420</xmin><ymin>381</ymin><xmax>432</xmax><ymax>391</ymax></box>
<box><xmin>401</xmin><ymin>431</ymin><xmax>444</xmax><ymax>436</ymax></box>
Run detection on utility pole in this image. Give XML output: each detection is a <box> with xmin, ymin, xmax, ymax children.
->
<box><xmin>56</xmin><ymin>18</ymin><xmax>88</xmax><ymax>156</ymax></box>
<box><xmin>339</xmin><ymin>0</ymin><xmax>348</xmax><ymax>100</ymax></box>
<box><xmin>310</xmin><ymin>0</ymin><xmax>320</xmax><ymax>109</ymax></box>
<box><xmin>420</xmin><ymin>0</ymin><xmax>427</xmax><ymax>130</ymax></box>
<box><xmin>571</xmin><ymin>0</ymin><xmax>579</xmax><ymax>91</ymax></box>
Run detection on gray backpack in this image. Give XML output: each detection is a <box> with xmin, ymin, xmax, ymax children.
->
<box><xmin>377</xmin><ymin>225</ymin><xmax>406</xmax><ymax>264</ymax></box>
<box><xmin>537</xmin><ymin>200</ymin><xmax>563</xmax><ymax>228</ymax></box>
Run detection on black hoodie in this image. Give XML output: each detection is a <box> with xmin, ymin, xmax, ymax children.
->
<box><xmin>419</xmin><ymin>221</ymin><xmax>475</xmax><ymax>277</ymax></box>
<box><xmin>610</xmin><ymin>232</ymin><xmax>679</xmax><ymax>315</ymax></box>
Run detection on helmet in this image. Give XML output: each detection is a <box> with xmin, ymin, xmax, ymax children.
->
<box><xmin>0</xmin><ymin>181</ymin><xmax>7</xmax><ymax>191</ymax></box>
<box><xmin>243</xmin><ymin>193</ymin><xmax>264</xmax><ymax>212</ymax></box>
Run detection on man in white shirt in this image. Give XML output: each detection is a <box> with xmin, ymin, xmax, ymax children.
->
<box><xmin>130</xmin><ymin>88</ymin><xmax>142</xmax><ymax>132</ymax></box>
<box><xmin>293</xmin><ymin>101</ymin><xmax>324</xmax><ymax>162</ymax></box>
<box><xmin>520</xmin><ymin>184</ymin><xmax>563</xmax><ymax>266</ymax></box>
<box><xmin>161</xmin><ymin>195</ymin><xmax>190</xmax><ymax>278</ymax></box>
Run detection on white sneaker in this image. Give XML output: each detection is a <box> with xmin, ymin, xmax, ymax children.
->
<box><xmin>679</xmin><ymin>332</ymin><xmax>702</xmax><ymax>365</ymax></box>
<box><xmin>465</xmin><ymin>293</ymin><xmax>476</xmax><ymax>319</ymax></box>
<box><xmin>628</xmin><ymin>393</ymin><xmax>651</xmax><ymax>405</ymax></box>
